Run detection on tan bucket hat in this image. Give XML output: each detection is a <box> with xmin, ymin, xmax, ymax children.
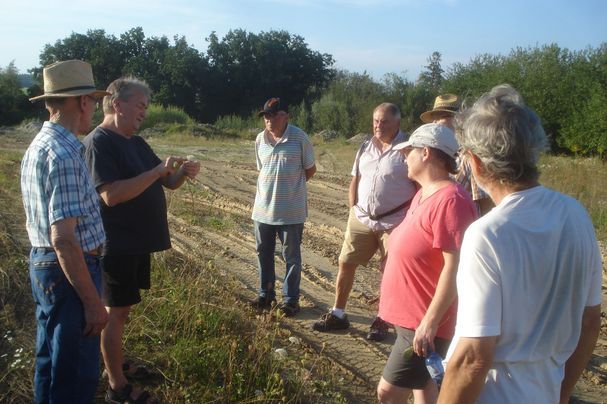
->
<box><xmin>420</xmin><ymin>94</ymin><xmax>461</xmax><ymax>123</ymax></box>
<box><xmin>29</xmin><ymin>60</ymin><xmax>111</xmax><ymax>101</ymax></box>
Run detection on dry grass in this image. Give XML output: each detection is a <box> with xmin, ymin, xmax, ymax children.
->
<box><xmin>1</xmin><ymin>128</ymin><xmax>606</xmax><ymax>402</ymax></box>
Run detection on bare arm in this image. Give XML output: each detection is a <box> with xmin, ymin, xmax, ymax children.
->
<box><xmin>50</xmin><ymin>218</ymin><xmax>108</xmax><ymax>336</ymax></box>
<box><xmin>413</xmin><ymin>250</ymin><xmax>460</xmax><ymax>356</ymax></box>
<box><xmin>348</xmin><ymin>175</ymin><xmax>359</xmax><ymax>208</ymax></box>
<box><xmin>99</xmin><ymin>156</ymin><xmax>187</xmax><ymax>206</ymax></box>
<box><xmin>438</xmin><ymin>336</ymin><xmax>497</xmax><ymax>404</ymax></box>
<box><xmin>305</xmin><ymin>164</ymin><xmax>317</xmax><ymax>181</ymax></box>
<box><xmin>559</xmin><ymin>304</ymin><xmax>601</xmax><ymax>404</ymax></box>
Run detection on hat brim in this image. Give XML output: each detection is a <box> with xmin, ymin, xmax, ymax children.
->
<box><xmin>420</xmin><ymin>108</ymin><xmax>457</xmax><ymax>123</ymax></box>
<box><xmin>393</xmin><ymin>140</ymin><xmax>416</xmax><ymax>151</ymax></box>
<box><xmin>29</xmin><ymin>89</ymin><xmax>111</xmax><ymax>102</ymax></box>
<box><xmin>258</xmin><ymin>108</ymin><xmax>288</xmax><ymax>117</ymax></box>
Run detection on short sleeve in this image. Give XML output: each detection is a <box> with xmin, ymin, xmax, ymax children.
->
<box><xmin>431</xmin><ymin>192</ymin><xmax>477</xmax><ymax>251</ymax></box>
<box><xmin>47</xmin><ymin>157</ymin><xmax>90</xmax><ymax>225</ymax></box>
<box><xmin>454</xmin><ymin>226</ymin><xmax>502</xmax><ymax>337</ymax></box>
<box><xmin>302</xmin><ymin>135</ymin><xmax>315</xmax><ymax>169</ymax></box>
<box><xmin>85</xmin><ymin>132</ymin><xmax>123</xmax><ymax>188</ymax></box>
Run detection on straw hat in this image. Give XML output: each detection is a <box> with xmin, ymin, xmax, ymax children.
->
<box><xmin>29</xmin><ymin>60</ymin><xmax>111</xmax><ymax>101</ymax></box>
<box><xmin>420</xmin><ymin>94</ymin><xmax>461</xmax><ymax>123</ymax></box>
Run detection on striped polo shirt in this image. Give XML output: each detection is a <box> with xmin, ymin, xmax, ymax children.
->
<box><xmin>21</xmin><ymin>121</ymin><xmax>105</xmax><ymax>251</ymax></box>
<box><xmin>252</xmin><ymin>124</ymin><xmax>315</xmax><ymax>225</ymax></box>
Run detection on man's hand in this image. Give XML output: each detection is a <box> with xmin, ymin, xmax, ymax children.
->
<box><xmin>155</xmin><ymin>156</ymin><xmax>184</xmax><ymax>177</ymax></box>
<box><xmin>182</xmin><ymin>159</ymin><xmax>201</xmax><ymax>179</ymax></box>
<box><xmin>83</xmin><ymin>299</ymin><xmax>109</xmax><ymax>336</ymax></box>
<box><xmin>51</xmin><ymin>218</ymin><xmax>109</xmax><ymax>337</ymax></box>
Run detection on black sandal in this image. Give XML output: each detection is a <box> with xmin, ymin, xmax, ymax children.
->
<box><xmin>105</xmin><ymin>383</ymin><xmax>157</xmax><ymax>404</ymax></box>
<box><xmin>123</xmin><ymin>362</ymin><xmax>154</xmax><ymax>380</ymax></box>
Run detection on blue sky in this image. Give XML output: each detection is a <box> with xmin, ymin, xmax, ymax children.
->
<box><xmin>1</xmin><ymin>0</ymin><xmax>605</xmax><ymax>80</ymax></box>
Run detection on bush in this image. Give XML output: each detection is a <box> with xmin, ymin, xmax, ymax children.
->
<box><xmin>140</xmin><ymin>104</ymin><xmax>193</xmax><ymax>131</ymax></box>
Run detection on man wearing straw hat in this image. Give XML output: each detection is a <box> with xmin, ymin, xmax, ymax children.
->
<box><xmin>21</xmin><ymin>60</ymin><xmax>109</xmax><ymax>403</ymax></box>
<box><xmin>421</xmin><ymin>94</ymin><xmax>493</xmax><ymax>215</ymax></box>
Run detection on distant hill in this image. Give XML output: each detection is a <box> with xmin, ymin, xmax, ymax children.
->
<box><xmin>17</xmin><ymin>74</ymin><xmax>35</xmax><ymax>88</ymax></box>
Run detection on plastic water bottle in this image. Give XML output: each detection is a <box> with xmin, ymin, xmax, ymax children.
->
<box><xmin>425</xmin><ymin>351</ymin><xmax>445</xmax><ymax>387</ymax></box>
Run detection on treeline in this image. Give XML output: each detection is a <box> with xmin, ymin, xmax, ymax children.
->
<box><xmin>0</xmin><ymin>27</ymin><xmax>606</xmax><ymax>155</ymax></box>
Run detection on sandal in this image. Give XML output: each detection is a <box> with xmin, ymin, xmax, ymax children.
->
<box><xmin>103</xmin><ymin>361</ymin><xmax>155</xmax><ymax>381</ymax></box>
<box><xmin>123</xmin><ymin>362</ymin><xmax>154</xmax><ymax>380</ymax></box>
<box><xmin>105</xmin><ymin>383</ymin><xmax>158</xmax><ymax>404</ymax></box>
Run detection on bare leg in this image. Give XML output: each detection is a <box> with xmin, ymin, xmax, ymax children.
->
<box><xmin>377</xmin><ymin>376</ymin><xmax>411</xmax><ymax>404</ymax></box>
<box><xmin>333</xmin><ymin>260</ymin><xmax>358</xmax><ymax>310</ymax></box>
<box><xmin>412</xmin><ymin>379</ymin><xmax>438</xmax><ymax>404</ymax></box>
<box><xmin>101</xmin><ymin>305</ymin><xmax>131</xmax><ymax>391</ymax></box>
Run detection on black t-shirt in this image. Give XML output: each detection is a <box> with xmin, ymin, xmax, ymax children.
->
<box><xmin>83</xmin><ymin>127</ymin><xmax>171</xmax><ymax>255</ymax></box>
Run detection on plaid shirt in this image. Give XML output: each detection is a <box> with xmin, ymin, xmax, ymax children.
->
<box><xmin>454</xmin><ymin>156</ymin><xmax>489</xmax><ymax>202</ymax></box>
<box><xmin>21</xmin><ymin>121</ymin><xmax>105</xmax><ymax>251</ymax></box>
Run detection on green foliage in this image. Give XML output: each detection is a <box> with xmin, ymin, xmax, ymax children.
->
<box><xmin>205</xmin><ymin>29</ymin><xmax>335</xmax><ymax>119</ymax></box>
<box><xmin>308</xmin><ymin>70</ymin><xmax>384</xmax><ymax>136</ymax></box>
<box><xmin>418</xmin><ymin>51</ymin><xmax>444</xmax><ymax>93</ymax></box>
<box><xmin>140</xmin><ymin>103</ymin><xmax>193</xmax><ymax>131</ymax></box>
<box><xmin>444</xmin><ymin>43</ymin><xmax>607</xmax><ymax>155</ymax></box>
<box><xmin>0</xmin><ymin>62</ymin><xmax>35</xmax><ymax>125</ymax></box>
<box><xmin>33</xmin><ymin>27</ymin><xmax>334</xmax><ymax>124</ymax></box>
<box><xmin>214</xmin><ymin>113</ymin><xmax>260</xmax><ymax>133</ymax></box>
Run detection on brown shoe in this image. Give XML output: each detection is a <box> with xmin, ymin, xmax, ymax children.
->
<box><xmin>250</xmin><ymin>296</ymin><xmax>277</xmax><ymax>310</ymax></box>
<box><xmin>366</xmin><ymin>316</ymin><xmax>390</xmax><ymax>341</ymax></box>
<box><xmin>312</xmin><ymin>312</ymin><xmax>350</xmax><ymax>332</ymax></box>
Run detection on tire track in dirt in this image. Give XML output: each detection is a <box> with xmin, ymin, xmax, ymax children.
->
<box><xmin>166</xmin><ymin>159</ymin><xmax>394</xmax><ymax>400</ymax></box>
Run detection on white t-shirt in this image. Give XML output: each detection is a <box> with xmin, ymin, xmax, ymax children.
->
<box><xmin>445</xmin><ymin>185</ymin><xmax>602</xmax><ymax>404</ymax></box>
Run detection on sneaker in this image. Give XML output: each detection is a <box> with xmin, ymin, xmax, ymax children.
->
<box><xmin>278</xmin><ymin>301</ymin><xmax>300</xmax><ymax>317</ymax></box>
<box><xmin>250</xmin><ymin>296</ymin><xmax>277</xmax><ymax>310</ymax></box>
<box><xmin>366</xmin><ymin>316</ymin><xmax>390</xmax><ymax>341</ymax></box>
<box><xmin>312</xmin><ymin>311</ymin><xmax>350</xmax><ymax>332</ymax></box>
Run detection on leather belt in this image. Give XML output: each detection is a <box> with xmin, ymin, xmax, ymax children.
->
<box><xmin>34</xmin><ymin>246</ymin><xmax>102</xmax><ymax>256</ymax></box>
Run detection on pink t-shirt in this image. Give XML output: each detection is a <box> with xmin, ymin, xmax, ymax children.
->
<box><xmin>379</xmin><ymin>182</ymin><xmax>477</xmax><ymax>339</ymax></box>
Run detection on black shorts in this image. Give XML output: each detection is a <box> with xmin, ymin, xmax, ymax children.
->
<box><xmin>101</xmin><ymin>254</ymin><xmax>151</xmax><ymax>307</ymax></box>
<box><xmin>382</xmin><ymin>326</ymin><xmax>450</xmax><ymax>389</ymax></box>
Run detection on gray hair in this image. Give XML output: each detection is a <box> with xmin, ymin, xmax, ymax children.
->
<box><xmin>103</xmin><ymin>77</ymin><xmax>152</xmax><ymax>114</ymax></box>
<box><xmin>454</xmin><ymin>84</ymin><xmax>548</xmax><ymax>185</ymax></box>
<box><xmin>374</xmin><ymin>102</ymin><xmax>401</xmax><ymax>120</ymax></box>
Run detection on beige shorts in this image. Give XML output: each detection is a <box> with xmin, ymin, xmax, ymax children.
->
<box><xmin>339</xmin><ymin>207</ymin><xmax>391</xmax><ymax>266</ymax></box>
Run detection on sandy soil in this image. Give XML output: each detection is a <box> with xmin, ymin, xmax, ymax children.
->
<box><xmin>156</xmin><ymin>140</ymin><xmax>607</xmax><ymax>403</ymax></box>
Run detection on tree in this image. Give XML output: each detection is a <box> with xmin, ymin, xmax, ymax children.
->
<box><xmin>419</xmin><ymin>51</ymin><xmax>444</xmax><ymax>93</ymax></box>
<box><xmin>35</xmin><ymin>29</ymin><xmax>124</xmax><ymax>89</ymax></box>
<box><xmin>206</xmin><ymin>29</ymin><xmax>335</xmax><ymax>118</ymax></box>
<box><xmin>0</xmin><ymin>62</ymin><xmax>33</xmax><ymax>125</ymax></box>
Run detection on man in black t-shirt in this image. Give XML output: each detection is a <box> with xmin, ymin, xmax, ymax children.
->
<box><xmin>83</xmin><ymin>77</ymin><xmax>200</xmax><ymax>403</ymax></box>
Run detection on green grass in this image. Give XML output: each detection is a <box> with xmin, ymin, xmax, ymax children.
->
<box><xmin>125</xmin><ymin>251</ymin><xmax>346</xmax><ymax>403</ymax></box>
<box><xmin>540</xmin><ymin>154</ymin><xmax>607</xmax><ymax>239</ymax></box>
<box><xmin>0</xmin><ymin>150</ymin><xmax>35</xmax><ymax>402</ymax></box>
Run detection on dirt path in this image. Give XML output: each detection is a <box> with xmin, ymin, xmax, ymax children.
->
<box><xmin>161</xmin><ymin>146</ymin><xmax>607</xmax><ymax>403</ymax></box>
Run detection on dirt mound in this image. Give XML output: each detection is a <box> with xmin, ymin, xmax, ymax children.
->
<box><xmin>18</xmin><ymin>120</ymin><xmax>43</xmax><ymax>133</ymax></box>
<box><xmin>315</xmin><ymin>129</ymin><xmax>339</xmax><ymax>141</ymax></box>
<box><xmin>347</xmin><ymin>133</ymin><xmax>371</xmax><ymax>144</ymax></box>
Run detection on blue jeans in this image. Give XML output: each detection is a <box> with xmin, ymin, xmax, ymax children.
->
<box><xmin>29</xmin><ymin>247</ymin><xmax>102</xmax><ymax>404</ymax></box>
<box><xmin>254</xmin><ymin>221</ymin><xmax>303</xmax><ymax>304</ymax></box>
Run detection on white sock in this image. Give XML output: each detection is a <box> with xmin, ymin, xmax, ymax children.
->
<box><xmin>331</xmin><ymin>307</ymin><xmax>345</xmax><ymax>319</ymax></box>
